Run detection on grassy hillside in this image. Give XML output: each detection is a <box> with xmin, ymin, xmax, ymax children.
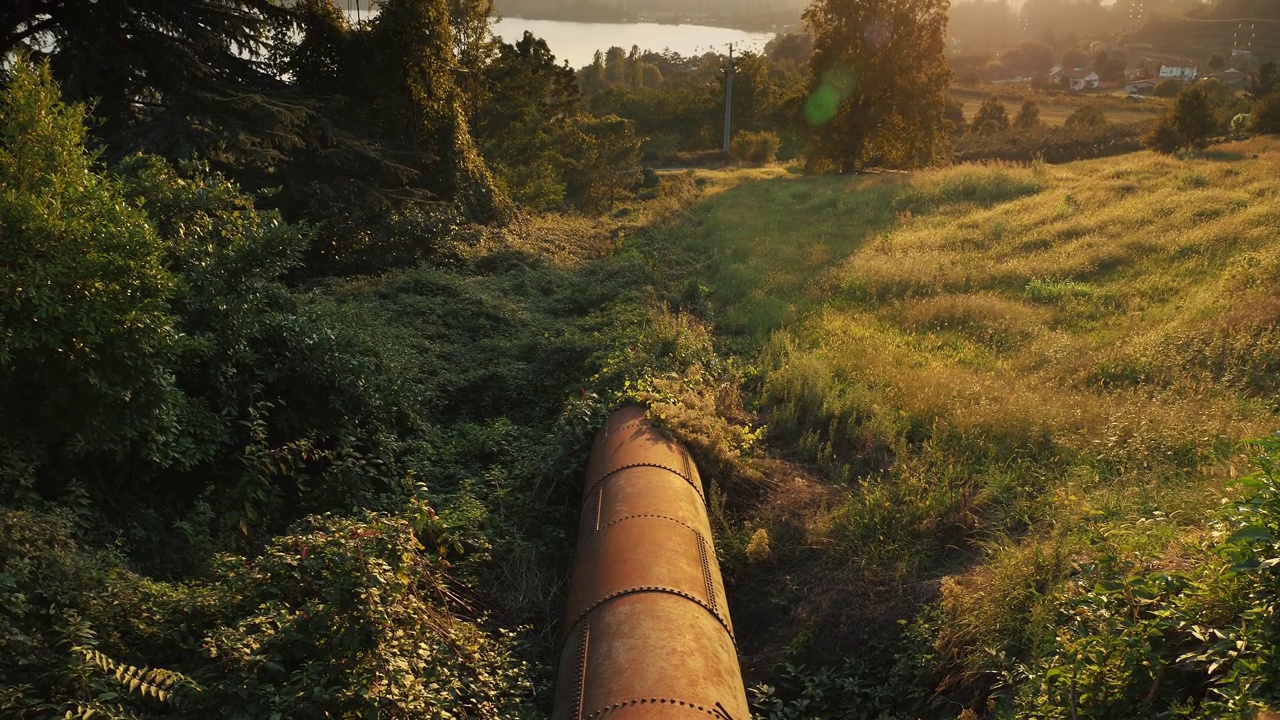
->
<box><xmin>627</xmin><ymin>139</ymin><xmax>1280</xmax><ymax>716</ymax></box>
<box><xmin>950</xmin><ymin>88</ymin><xmax>1167</xmax><ymax>127</ymax></box>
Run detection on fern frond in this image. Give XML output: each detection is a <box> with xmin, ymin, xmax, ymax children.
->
<box><xmin>72</xmin><ymin>647</ymin><xmax>200</xmax><ymax>705</ymax></box>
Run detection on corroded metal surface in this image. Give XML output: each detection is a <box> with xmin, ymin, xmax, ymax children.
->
<box><xmin>552</xmin><ymin>406</ymin><xmax>750</xmax><ymax>720</ymax></box>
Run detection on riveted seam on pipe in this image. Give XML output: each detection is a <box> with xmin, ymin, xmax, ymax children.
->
<box><xmin>583</xmin><ymin>697</ymin><xmax>736</xmax><ymax>719</ymax></box>
<box><xmin>599</xmin><ymin>419</ymin><xmax>649</xmax><ymax>440</ymax></box>
<box><xmin>566</xmin><ymin>586</ymin><xmax>736</xmax><ymax>643</ymax></box>
<box><xmin>589</xmin><ymin>484</ymin><xmax>604</xmax><ymax>533</ymax></box>
<box><xmin>594</xmin><ymin>513</ymin><xmax>703</xmax><ymax>537</ymax></box>
<box><xmin>584</xmin><ymin>461</ymin><xmax>703</xmax><ymax>502</ymax></box>
<box><xmin>571</xmin><ymin>623</ymin><xmax>590</xmax><ymax>720</ymax></box>
<box><xmin>698</xmin><ymin>536</ymin><xmax>718</xmax><ymax>617</ymax></box>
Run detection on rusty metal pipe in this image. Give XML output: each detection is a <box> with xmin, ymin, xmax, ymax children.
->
<box><xmin>552</xmin><ymin>406</ymin><xmax>750</xmax><ymax>720</ymax></box>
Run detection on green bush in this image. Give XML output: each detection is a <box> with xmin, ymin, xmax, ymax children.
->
<box><xmin>1064</xmin><ymin>104</ymin><xmax>1107</xmax><ymax>130</ymax></box>
<box><xmin>954</xmin><ymin>122</ymin><xmax>1147</xmax><ymax>164</ymax></box>
<box><xmin>1153</xmin><ymin>78</ymin><xmax>1183</xmax><ymax>98</ymax></box>
<box><xmin>1005</xmin><ymin>437</ymin><xmax>1280</xmax><ymax>718</ymax></box>
<box><xmin>0</xmin><ymin>508</ymin><xmax>539</xmax><ymax>718</ymax></box>
<box><xmin>1252</xmin><ymin>92</ymin><xmax>1280</xmax><ymax>134</ymax></box>
<box><xmin>731</xmin><ymin>130</ymin><xmax>782</xmax><ymax>164</ymax></box>
<box><xmin>970</xmin><ymin>95</ymin><xmax>1011</xmax><ymax>135</ymax></box>
<box><xmin>0</xmin><ymin>61</ymin><xmax>185</xmax><ymax>489</ymax></box>
<box><xmin>1143</xmin><ymin>115</ymin><xmax>1184</xmax><ymax>154</ymax></box>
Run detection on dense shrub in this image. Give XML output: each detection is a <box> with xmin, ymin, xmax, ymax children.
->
<box><xmin>1153</xmin><ymin>78</ymin><xmax>1183</xmax><ymax>97</ymax></box>
<box><xmin>731</xmin><ymin>130</ymin><xmax>782</xmax><ymax>164</ymax></box>
<box><xmin>1004</xmin><ymin>437</ymin><xmax>1280</xmax><ymax>718</ymax></box>
<box><xmin>0</xmin><ymin>62</ymin><xmax>184</xmax><ymax>489</ymax></box>
<box><xmin>0</xmin><ymin>61</ymin><xmax>410</xmax><ymax>551</ymax></box>
<box><xmin>1252</xmin><ymin>92</ymin><xmax>1280</xmax><ymax>134</ymax></box>
<box><xmin>1144</xmin><ymin>83</ymin><xmax>1225</xmax><ymax>154</ymax></box>
<box><xmin>0</xmin><ymin>508</ymin><xmax>539</xmax><ymax>718</ymax></box>
<box><xmin>970</xmin><ymin>95</ymin><xmax>1010</xmax><ymax>135</ymax></box>
<box><xmin>1014</xmin><ymin>99</ymin><xmax>1041</xmax><ymax>130</ymax></box>
<box><xmin>1143</xmin><ymin>115</ymin><xmax>1184</xmax><ymax>154</ymax></box>
<box><xmin>955</xmin><ymin>122</ymin><xmax>1147</xmax><ymax>164</ymax></box>
<box><xmin>1063</xmin><ymin>104</ymin><xmax>1106</xmax><ymax>129</ymax></box>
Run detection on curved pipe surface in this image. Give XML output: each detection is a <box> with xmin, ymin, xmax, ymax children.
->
<box><xmin>552</xmin><ymin>406</ymin><xmax>750</xmax><ymax>720</ymax></box>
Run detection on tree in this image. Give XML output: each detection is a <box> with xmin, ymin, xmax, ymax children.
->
<box><xmin>1152</xmin><ymin>83</ymin><xmax>1218</xmax><ymax>149</ymax></box>
<box><xmin>1208</xmin><ymin>53</ymin><xmax>1226</xmax><ymax>71</ymax></box>
<box><xmin>1153</xmin><ymin>78</ymin><xmax>1183</xmax><ymax>98</ymax></box>
<box><xmin>1143</xmin><ymin>115</ymin><xmax>1183</xmax><ymax>154</ymax></box>
<box><xmin>1064</xmin><ymin>105</ymin><xmax>1107</xmax><ymax>129</ymax></box>
<box><xmin>971</xmin><ymin>95</ymin><xmax>1010</xmax><ymax>135</ymax></box>
<box><xmin>1014</xmin><ymin>99</ymin><xmax>1042</xmax><ymax>129</ymax></box>
<box><xmin>581</xmin><ymin>50</ymin><xmax>607</xmax><ymax>94</ymax></box>
<box><xmin>449</xmin><ymin>0</ymin><xmax>500</xmax><ymax>120</ymax></box>
<box><xmin>1062</xmin><ymin>47</ymin><xmax>1091</xmax><ymax>70</ymax></box>
<box><xmin>604</xmin><ymin>46</ymin><xmax>628</xmax><ymax>86</ymax></box>
<box><xmin>1</xmin><ymin>0</ymin><xmax>309</xmax><ymax>169</ymax></box>
<box><xmin>365</xmin><ymin>0</ymin><xmax>508</xmax><ymax>220</ymax></box>
<box><xmin>803</xmin><ymin>0</ymin><xmax>952</xmax><ymax>172</ymax></box>
<box><xmin>474</xmin><ymin>31</ymin><xmax>581</xmax><ymax>210</ymax></box>
<box><xmin>1248</xmin><ymin>60</ymin><xmax>1279</xmax><ymax>101</ymax></box>
<box><xmin>1251</xmin><ymin>92</ymin><xmax>1280</xmax><ymax>134</ymax></box>
<box><xmin>565</xmin><ymin>115</ymin><xmax>643</xmax><ymax>210</ymax></box>
<box><xmin>1092</xmin><ymin>50</ymin><xmax>1127</xmax><ymax>83</ymax></box>
<box><xmin>944</xmin><ymin>99</ymin><xmax>967</xmax><ymax>136</ymax></box>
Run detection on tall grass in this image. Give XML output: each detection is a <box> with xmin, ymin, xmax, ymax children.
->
<box><xmin>669</xmin><ymin>138</ymin><xmax>1280</xmax><ymax>708</ymax></box>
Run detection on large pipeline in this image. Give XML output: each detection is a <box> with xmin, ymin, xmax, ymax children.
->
<box><xmin>551</xmin><ymin>406</ymin><xmax>750</xmax><ymax>720</ymax></box>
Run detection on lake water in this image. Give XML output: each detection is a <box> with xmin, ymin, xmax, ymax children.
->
<box><xmin>339</xmin><ymin>8</ymin><xmax>776</xmax><ymax>69</ymax></box>
<box><xmin>490</xmin><ymin>18</ymin><xmax>776</xmax><ymax>68</ymax></box>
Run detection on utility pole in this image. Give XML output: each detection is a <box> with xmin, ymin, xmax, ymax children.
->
<box><xmin>722</xmin><ymin>43</ymin><xmax>734</xmax><ymax>154</ymax></box>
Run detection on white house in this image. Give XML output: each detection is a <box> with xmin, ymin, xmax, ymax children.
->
<box><xmin>1159</xmin><ymin>64</ymin><xmax>1198</xmax><ymax>81</ymax></box>
<box><xmin>1062</xmin><ymin>68</ymin><xmax>1100</xmax><ymax>91</ymax></box>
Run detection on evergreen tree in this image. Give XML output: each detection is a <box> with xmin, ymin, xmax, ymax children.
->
<box><xmin>1169</xmin><ymin>83</ymin><xmax>1218</xmax><ymax>149</ymax></box>
<box><xmin>2</xmin><ymin>0</ymin><xmax>305</xmax><ymax>170</ymax></box>
<box><xmin>1248</xmin><ymin>61</ymin><xmax>1279</xmax><ymax>102</ymax></box>
<box><xmin>1014</xmin><ymin>99</ymin><xmax>1041</xmax><ymax>129</ymax></box>
<box><xmin>970</xmin><ymin>95</ymin><xmax>1010</xmax><ymax>135</ymax></box>
<box><xmin>804</xmin><ymin>0</ymin><xmax>952</xmax><ymax>171</ymax></box>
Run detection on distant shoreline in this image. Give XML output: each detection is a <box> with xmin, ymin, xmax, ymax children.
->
<box><xmin>494</xmin><ymin>15</ymin><xmax>795</xmax><ymax>34</ymax></box>
<box><xmin>491</xmin><ymin>4</ymin><xmax>801</xmax><ymax>34</ymax></box>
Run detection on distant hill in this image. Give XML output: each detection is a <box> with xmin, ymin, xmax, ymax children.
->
<box><xmin>1129</xmin><ymin>2</ymin><xmax>1280</xmax><ymax>62</ymax></box>
<box><xmin>1191</xmin><ymin>0</ymin><xmax>1280</xmax><ymax>20</ymax></box>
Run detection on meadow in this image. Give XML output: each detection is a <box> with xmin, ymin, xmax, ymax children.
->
<box><xmin>950</xmin><ymin>86</ymin><xmax>1168</xmax><ymax>126</ymax></box>
<box><xmin>633</xmin><ymin>138</ymin><xmax>1280</xmax><ymax>717</ymax></box>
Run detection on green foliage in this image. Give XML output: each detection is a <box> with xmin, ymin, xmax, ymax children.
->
<box><xmin>1014</xmin><ymin>100</ymin><xmax>1042</xmax><ymax>130</ymax></box>
<box><xmin>1005</xmin><ymin>437</ymin><xmax>1280</xmax><ymax>719</ymax></box>
<box><xmin>971</xmin><ymin>95</ymin><xmax>1011</xmax><ymax>135</ymax></box>
<box><xmin>1171</xmin><ymin>84</ymin><xmax>1220</xmax><ymax>149</ymax></box>
<box><xmin>564</xmin><ymin>114</ymin><xmax>644</xmax><ymax>211</ymax></box>
<box><xmin>1154</xmin><ymin>79</ymin><xmax>1183</xmax><ymax>98</ymax></box>
<box><xmin>0</xmin><ymin>61</ymin><xmax>184</xmax><ymax>485</ymax></box>
<box><xmin>1064</xmin><ymin>105</ymin><xmax>1107</xmax><ymax>130</ymax></box>
<box><xmin>804</xmin><ymin>0</ymin><xmax>952</xmax><ymax>171</ymax></box>
<box><xmin>0</xmin><ymin>508</ymin><xmax>540</xmax><ymax>719</ymax></box>
<box><xmin>731</xmin><ymin>130</ymin><xmax>782</xmax><ymax>164</ymax></box>
<box><xmin>2</xmin><ymin>0</ymin><xmax>300</xmax><ymax>170</ymax></box>
<box><xmin>1143</xmin><ymin>115</ymin><xmax>1185</xmax><ymax>154</ymax></box>
<box><xmin>1252</xmin><ymin>92</ymin><xmax>1280</xmax><ymax>134</ymax></box>
<box><xmin>475</xmin><ymin>32</ymin><xmax>581</xmax><ymax>212</ymax></box>
<box><xmin>749</xmin><ymin>658</ymin><xmax>924</xmax><ymax>720</ymax></box>
<box><xmin>1247</xmin><ymin>60</ymin><xmax>1278</xmax><ymax>102</ymax></box>
<box><xmin>1144</xmin><ymin>84</ymin><xmax>1222</xmax><ymax>154</ymax></box>
<box><xmin>955</xmin><ymin>122</ymin><xmax>1146</xmax><ymax>164</ymax></box>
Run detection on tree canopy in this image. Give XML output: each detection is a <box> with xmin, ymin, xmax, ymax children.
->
<box><xmin>802</xmin><ymin>0</ymin><xmax>952</xmax><ymax>172</ymax></box>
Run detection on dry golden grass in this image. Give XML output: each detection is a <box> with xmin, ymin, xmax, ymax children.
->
<box><xmin>676</xmin><ymin>137</ymin><xmax>1280</xmax><ymax>665</ymax></box>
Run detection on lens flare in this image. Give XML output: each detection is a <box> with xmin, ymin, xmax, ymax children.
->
<box><xmin>804</xmin><ymin>67</ymin><xmax>855</xmax><ymax>126</ymax></box>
